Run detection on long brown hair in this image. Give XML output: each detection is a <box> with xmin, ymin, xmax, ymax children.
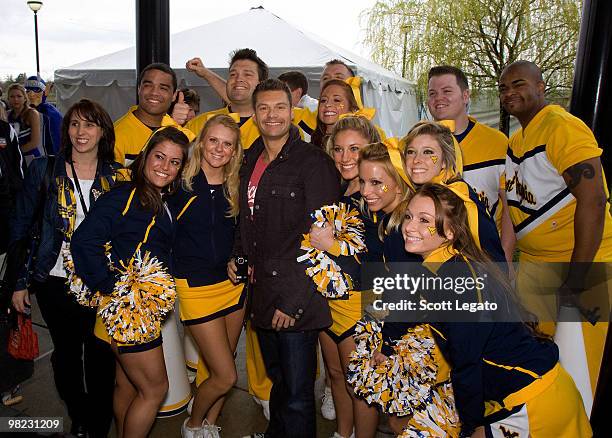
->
<box><xmin>312</xmin><ymin>79</ymin><xmax>360</xmax><ymax>148</ymax></box>
<box><xmin>182</xmin><ymin>114</ymin><xmax>243</xmax><ymax>217</ymax></box>
<box><xmin>129</xmin><ymin>127</ymin><xmax>190</xmax><ymax>215</ymax></box>
<box><xmin>414</xmin><ymin>183</ymin><xmax>550</xmax><ymax>338</ymax></box>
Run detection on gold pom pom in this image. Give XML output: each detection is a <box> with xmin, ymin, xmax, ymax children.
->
<box><xmin>347</xmin><ymin>322</ymin><xmax>458</xmax><ymax>433</ymax></box>
<box><xmin>297</xmin><ymin>203</ymin><xmax>366</xmax><ymax>298</ymax></box>
<box><xmin>63</xmin><ymin>246</ymin><xmax>102</xmax><ymax>308</ymax></box>
<box><xmin>98</xmin><ymin>250</ymin><xmax>176</xmax><ymax>344</ymax></box>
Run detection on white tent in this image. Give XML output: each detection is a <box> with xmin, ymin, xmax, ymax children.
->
<box><xmin>55</xmin><ymin>6</ymin><xmax>418</xmax><ymax>137</ymax></box>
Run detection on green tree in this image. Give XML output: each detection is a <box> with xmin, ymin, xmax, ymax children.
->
<box><xmin>361</xmin><ymin>0</ymin><xmax>582</xmax><ymax>134</ymax></box>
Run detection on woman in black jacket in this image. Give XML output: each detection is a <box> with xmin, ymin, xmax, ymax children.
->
<box><xmin>10</xmin><ymin>99</ymin><xmax>122</xmax><ymax>437</ymax></box>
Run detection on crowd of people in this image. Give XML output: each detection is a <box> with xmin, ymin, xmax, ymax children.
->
<box><xmin>0</xmin><ymin>47</ymin><xmax>610</xmax><ymax>438</ymax></box>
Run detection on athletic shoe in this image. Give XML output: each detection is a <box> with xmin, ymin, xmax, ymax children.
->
<box><xmin>320</xmin><ymin>386</ymin><xmax>336</xmax><ymax>420</ymax></box>
<box><xmin>330</xmin><ymin>432</ymin><xmax>355</xmax><ymax>438</ymax></box>
<box><xmin>181</xmin><ymin>418</ymin><xmax>204</xmax><ymax>438</ymax></box>
<box><xmin>202</xmin><ymin>419</ymin><xmax>221</xmax><ymax>438</ymax></box>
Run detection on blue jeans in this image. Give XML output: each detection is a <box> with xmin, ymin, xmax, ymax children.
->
<box><xmin>257</xmin><ymin>329</ymin><xmax>319</xmax><ymax>438</ymax></box>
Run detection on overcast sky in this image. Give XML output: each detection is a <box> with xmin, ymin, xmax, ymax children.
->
<box><xmin>1</xmin><ymin>0</ymin><xmax>376</xmax><ymax>80</ymax></box>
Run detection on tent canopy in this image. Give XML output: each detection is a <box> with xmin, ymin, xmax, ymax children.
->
<box><xmin>55</xmin><ymin>6</ymin><xmax>418</xmax><ymax>136</ymax></box>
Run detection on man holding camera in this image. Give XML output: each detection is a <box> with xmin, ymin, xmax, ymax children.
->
<box><xmin>229</xmin><ymin>78</ymin><xmax>340</xmax><ymax>438</ymax></box>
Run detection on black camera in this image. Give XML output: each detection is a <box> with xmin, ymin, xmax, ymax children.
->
<box><xmin>235</xmin><ymin>256</ymin><xmax>248</xmax><ymax>283</ymax></box>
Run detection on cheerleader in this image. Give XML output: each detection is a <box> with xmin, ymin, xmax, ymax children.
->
<box><xmin>307</xmin><ymin>116</ymin><xmax>381</xmax><ymax>438</ymax></box>
<box><xmin>311</xmin><ymin>80</ymin><xmax>365</xmax><ymax>148</ymax></box>
<box><xmin>71</xmin><ymin>127</ymin><xmax>190</xmax><ymax>438</ymax></box>
<box><xmin>168</xmin><ymin>115</ymin><xmax>244</xmax><ymax>438</ymax></box>
<box><xmin>401</xmin><ymin>121</ymin><xmax>505</xmax><ymax>262</ymax></box>
<box><xmin>368</xmin><ymin>183</ymin><xmax>591</xmax><ymax>437</ymax></box>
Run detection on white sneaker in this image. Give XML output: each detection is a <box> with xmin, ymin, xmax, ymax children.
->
<box><xmin>320</xmin><ymin>386</ymin><xmax>336</xmax><ymax>420</ymax></box>
<box><xmin>202</xmin><ymin>419</ymin><xmax>221</xmax><ymax>438</ymax></box>
<box><xmin>252</xmin><ymin>396</ymin><xmax>270</xmax><ymax>421</ymax></box>
<box><xmin>330</xmin><ymin>432</ymin><xmax>355</xmax><ymax>438</ymax></box>
<box><xmin>181</xmin><ymin>418</ymin><xmax>205</xmax><ymax>438</ymax></box>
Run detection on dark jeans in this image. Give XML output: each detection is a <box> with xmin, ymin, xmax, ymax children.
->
<box><xmin>257</xmin><ymin>328</ymin><xmax>319</xmax><ymax>438</ymax></box>
<box><xmin>34</xmin><ymin>276</ymin><xmax>115</xmax><ymax>437</ymax></box>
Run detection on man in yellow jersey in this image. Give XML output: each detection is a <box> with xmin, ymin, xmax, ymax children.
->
<box><xmin>427</xmin><ymin>65</ymin><xmax>515</xmax><ymax>261</ymax></box>
<box><xmin>179</xmin><ymin>49</ymin><xmax>269</xmax><ymax>150</ymax></box>
<box><xmin>114</xmin><ymin>63</ymin><xmax>193</xmax><ymax>166</ymax></box>
<box><xmin>500</xmin><ymin>60</ymin><xmax>611</xmax><ymax>404</ymax></box>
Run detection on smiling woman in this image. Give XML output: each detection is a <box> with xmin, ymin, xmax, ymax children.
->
<box><xmin>70</xmin><ymin>126</ymin><xmax>190</xmax><ymax>438</ymax></box>
<box><xmin>9</xmin><ymin>98</ymin><xmax>122</xmax><ymax>437</ymax></box>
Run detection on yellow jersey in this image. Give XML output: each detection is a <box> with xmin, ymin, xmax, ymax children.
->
<box><xmin>458</xmin><ymin>117</ymin><xmax>507</xmax><ymax>217</ymax></box>
<box><xmin>505</xmin><ymin>105</ymin><xmax>612</xmax><ymax>262</ymax></box>
<box><xmin>114</xmin><ymin>106</ymin><xmax>192</xmax><ymax>166</ymax></box>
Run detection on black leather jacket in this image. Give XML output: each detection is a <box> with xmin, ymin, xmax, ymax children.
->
<box><xmin>234</xmin><ymin>126</ymin><xmax>341</xmax><ymax>330</ymax></box>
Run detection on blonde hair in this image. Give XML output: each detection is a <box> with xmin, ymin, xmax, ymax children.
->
<box><xmin>182</xmin><ymin>114</ymin><xmax>243</xmax><ymax>217</ymax></box>
<box><xmin>325</xmin><ymin>115</ymin><xmax>381</xmax><ymax>158</ymax></box>
<box><xmin>359</xmin><ymin>142</ymin><xmax>412</xmax><ymax>240</ymax></box>
<box><xmin>401</xmin><ymin>121</ymin><xmax>458</xmax><ymax>183</ymax></box>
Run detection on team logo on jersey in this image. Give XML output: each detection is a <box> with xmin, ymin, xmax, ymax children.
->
<box><xmin>505</xmin><ymin>171</ymin><xmax>536</xmax><ymax>205</ymax></box>
<box><xmin>500</xmin><ymin>425</ymin><xmax>519</xmax><ymax>438</ymax></box>
<box><xmin>476</xmin><ymin>191</ymin><xmax>490</xmax><ymax>211</ymax></box>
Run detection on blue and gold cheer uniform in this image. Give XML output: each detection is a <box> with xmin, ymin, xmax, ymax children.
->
<box><xmin>379</xmin><ymin>247</ymin><xmax>590</xmax><ymax>437</ymax></box>
<box><xmin>168</xmin><ymin>170</ymin><xmax>246</xmax><ymax>324</ymax></box>
<box><xmin>323</xmin><ymin>192</ymin><xmax>370</xmax><ymax>343</ymax></box>
<box><xmin>71</xmin><ymin>183</ymin><xmax>175</xmax><ymax>353</ymax></box>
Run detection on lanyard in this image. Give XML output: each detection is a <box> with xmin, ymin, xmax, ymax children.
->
<box><xmin>69</xmin><ymin>160</ymin><xmax>91</xmax><ymax>216</ymax></box>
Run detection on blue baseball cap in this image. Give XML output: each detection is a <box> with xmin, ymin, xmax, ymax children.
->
<box><xmin>24</xmin><ymin>76</ymin><xmax>46</xmax><ymax>93</ymax></box>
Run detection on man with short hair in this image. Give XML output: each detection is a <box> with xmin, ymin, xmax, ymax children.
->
<box><xmin>114</xmin><ymin>62</ymin><xmax>192</xmax><ymax>166</ymax></box>
<box><xmin>278</xmin><ymin>71</ymin><xmax>318</xmax><ymax>111</ymax></box>
<box><xmin>500</xmin><ymin>60</ymin><xmax>611</xmax><ymax>401</ymax></box>
<box><xmin>231</xmin><ymin>79</ymin><xmax>341</xmax><ymax>438</ymax></box>
<box><xmin>320</xmin><ymin>59</ymin><xmax>354</xmax><ymax>87</ymax></box>
<box><xmin>427</xmin><ymin>65</ymin><xmax>514</xmax><ymax>259</ymax></box>
<box><xmin>181</xmin><ymin>49</ymin><xmax>269</xmax><ymax>149</ymax></box>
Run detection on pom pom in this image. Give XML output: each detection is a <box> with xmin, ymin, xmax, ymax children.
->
<box><xmin>398</xmin><ymin>382</ymin><xmax>460</xmax><ymax>437</ymax></box>
<box><xmin>98</xmin><ymin>250</ymin><xmax>176</xmax><ymax>344</ymax></box>
<box><xmin>347</xmin><ymin>323</ymin><xmax>458</xmax><ymax>433</ymax></box>
<box><xmin>63</xmin><ymin>245</ymin><xmax>102</xmax><ymax>308</ymax></box>
<box><xmin>297</xmin><ymin>203</ymin><xmax>365</xmax><ymax>298</ymax></box>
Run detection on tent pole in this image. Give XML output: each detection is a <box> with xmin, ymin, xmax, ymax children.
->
<box><xmin>569</xmin><ymin>1</ymin><xmax>612</xmax><ymax>436</ymax></box>
<box><xmin>135</xmin><ymin>0</ymin><xmax>170</xmax><ymax>101</ymax></box>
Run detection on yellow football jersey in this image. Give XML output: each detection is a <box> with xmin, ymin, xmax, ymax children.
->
<box><xmin>114</xmin><ymin>106</ymin><xmax>192</xmax><ymax>166</ymax></box>
<box><xmin>459</xmin><ymin>117</ymin><xmax>507</xmax><ymax>218</ymax></box>
<box><xmin>505</xmin><ymin>105</ymin><xmax>612</xmax><ymax>262</ymax></box>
